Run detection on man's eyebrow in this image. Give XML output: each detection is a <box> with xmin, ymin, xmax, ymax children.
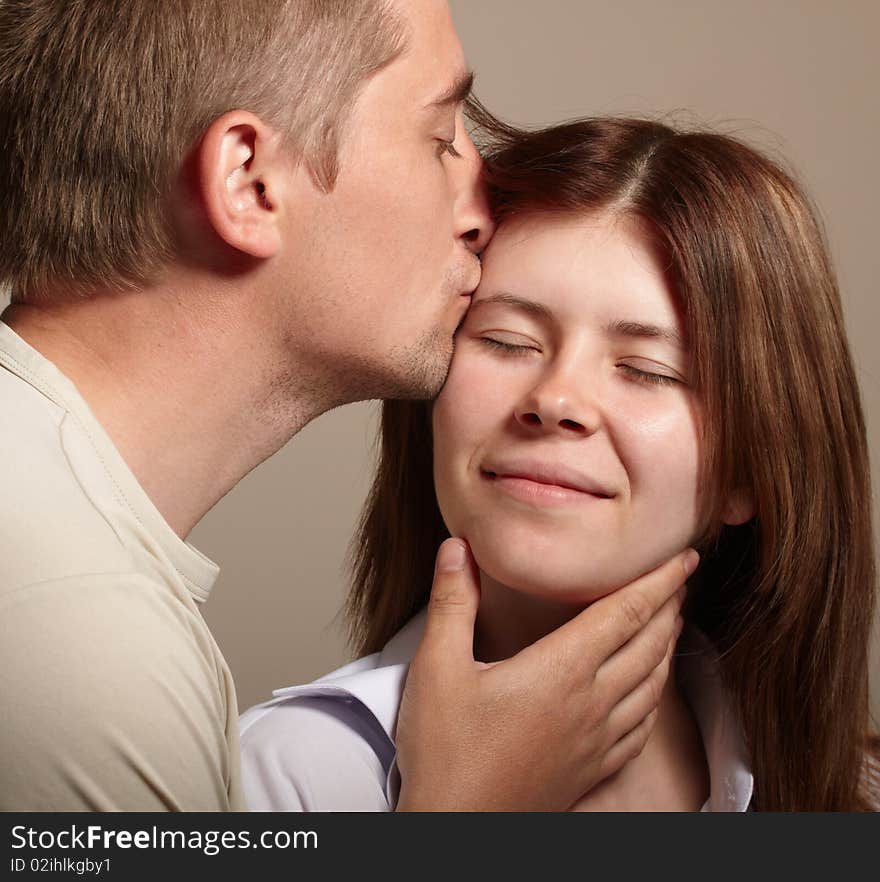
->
<box><xmin>471</xmin><ymin>293</ymin><xmax>553</xmax><ymax>322</ymax></box>
<box><xmin>606</xmin><ymin>319</ymin><xmax>685</xmax><ymax>349</ymax></box>
<box><xmin>425</xmin><ymin>70</ymin><xmax>475</xmax><ymax>110</ymax></box>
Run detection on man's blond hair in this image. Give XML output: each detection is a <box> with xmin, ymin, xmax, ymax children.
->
<box><xmin>0</xmin><ymin>0</ymin><xmax>405</xmax><ymax>302</ymax></box>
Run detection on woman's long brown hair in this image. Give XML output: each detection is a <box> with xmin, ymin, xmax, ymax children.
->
<box><xmin>347</xmin><ymin>109</ymin><xmax>880</xmax><ymax>810</ymax></box>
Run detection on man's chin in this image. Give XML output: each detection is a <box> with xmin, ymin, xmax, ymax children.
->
<box><xmin>385</xmin><ymin>332</ymin><xmax>454</xmax><ymax>401</ymax></box>
<box><xmin>332</xmin><ymin>332</ymin><xmax>452</xmax><ymax>404</ymax></box>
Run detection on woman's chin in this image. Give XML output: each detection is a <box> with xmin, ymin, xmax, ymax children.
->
<box><xmin>470</xmin><ymin>543</ymin><xmax>620</xmax><ymax>606</ymax></box>
<box><xmin>458</xmin><ymin>513</ymin><xmax>692</xmax><ymax>605</ymax></box>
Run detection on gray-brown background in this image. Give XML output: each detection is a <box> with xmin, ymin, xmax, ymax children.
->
<box><xmin>148</xmin><ymin>1</ymin><xmax>880</xmax><ymax>720</ymax></box>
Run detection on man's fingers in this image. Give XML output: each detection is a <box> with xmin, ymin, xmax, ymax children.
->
<box><xmin>507</xmin><ymin>549</ymin><xmax>695</xmax><ymax>681</ymax></box>
<box><xmin>416</xmin><ymin>538</ymin><xmax>481</xmax><ymax>663</ymax></box>
<box><xmin>576</xmin><ymin>549</ymin><xmax>697</xmax><ymax>669</ymax></box>
<box><xmin>598</xmin><ymin>709</ymin><xmax>659</xmax><ymax>782</ymax></box>
<box><xmin>604</xmin><ymin>628</ymin><xmax>680</xmax><ymax>740</ymax></box>
<box><xmin>595</xmin><ymin>592</ymin><xmax>682</xmax><ymax>702</ymax></box>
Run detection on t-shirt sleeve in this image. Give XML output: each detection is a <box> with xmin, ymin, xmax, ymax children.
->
<box><xmin>240</xmin><ymin>696</ymin><xmax>393</xmax><ymax>812</ymax></box>
<box><xmin>0</xmin><ymin>573</ymin><xmax>236</xmax><ymax>811</ymax></box>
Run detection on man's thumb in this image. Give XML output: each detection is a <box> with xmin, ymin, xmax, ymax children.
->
<box><xmin>420</xmin><ymin>538</ymin><xmax>480</xmax><ymax>660</ymax></box>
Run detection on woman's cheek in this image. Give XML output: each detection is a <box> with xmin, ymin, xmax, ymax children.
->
<box><xmin>619</xmin><ymin>402</ymin><xmax>702</xmax><ymax>533</ymax></box>
<box><xmin>436</xmin><ymin>350</ymin><xmax>511</xmax><ymax>435</ymax></box>
<box><xmin>433</xmin><ymin>353</ymin><xmax>514</xmax><ymax>531</ymax></box>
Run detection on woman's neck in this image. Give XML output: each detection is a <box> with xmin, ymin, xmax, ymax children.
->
<box><xmin>474</xmin><ymin>572</ymin><xmax>710</xmax><ymax>811</ymax></box>
<box><xmin>474</xmin><ymin>574</ymin><xmax>584</xmax><ymax>662</ymax></box>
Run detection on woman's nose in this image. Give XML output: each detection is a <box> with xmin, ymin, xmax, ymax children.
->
<box><xmin>514</xmin><ymin>382</ymin><xmax>601</xmax><ymax>436</ymax></box>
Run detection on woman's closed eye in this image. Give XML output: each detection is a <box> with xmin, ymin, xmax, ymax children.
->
<box><xmin>479</xmin><ymin>335</ymin><xmax>540</xmax><ymax>356</ymax></box>
<box><xmin>617</xmin><ymin>360</ymin><xmax>684</xmax><ymax>387</ymax></box>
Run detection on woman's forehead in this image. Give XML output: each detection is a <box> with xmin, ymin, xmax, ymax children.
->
<box><xmin>476</xmin><ymin>210</ymin><xmax>682</xmax><ymax>332</ymax></box>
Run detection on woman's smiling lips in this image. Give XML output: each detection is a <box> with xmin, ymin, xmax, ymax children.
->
<box><xmin>480</xmin><ymin>460</ymin><xmax>615</xmax><ymax>506</ymax></box>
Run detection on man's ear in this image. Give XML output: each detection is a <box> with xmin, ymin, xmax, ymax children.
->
<box><xmin>196</xmin><ymin>111</ymin><xmax>284</xmax><ymax>259</ymax></box>
<box><xmin>721</xmin><ymin>488</ymin><xmax>755</xmax><ymax>526</ymax></box>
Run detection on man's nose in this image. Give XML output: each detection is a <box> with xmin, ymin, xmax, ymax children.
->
<box><xmin>452</xmin><ymin>129</ymin><xmax>496</xmax><ymax>256</ymax></box>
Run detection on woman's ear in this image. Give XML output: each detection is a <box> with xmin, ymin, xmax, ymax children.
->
<box><xmin>722</xmin><ymin>488</ymin><xmax>755</xmax><ymax>526</ymax></box>
<box><xmin>195</xmin><ymin>110</ymin><xmax>285</xmax><ymax>260</ymax></box>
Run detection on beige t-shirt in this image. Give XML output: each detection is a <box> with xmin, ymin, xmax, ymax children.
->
<box><xmin>0</xmin><ymin>322</ymin><xmax>245</xmax><ymax>811</ymax></box>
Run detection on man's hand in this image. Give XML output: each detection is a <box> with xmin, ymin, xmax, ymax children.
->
<box><xmin>395</xmin><ymin>538</ymin><xmax>696</xmax><ymax>811</ymax></box>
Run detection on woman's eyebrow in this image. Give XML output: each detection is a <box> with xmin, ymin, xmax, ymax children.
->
<box><xmin>606</xmin><ymin>319</ymin><xmax>685</xmax><ymax>349</ymax></box>
<box><xmin>471</xmin><ymin>292</ymin><xmax>553</xmax><ymax>322</ymax></box>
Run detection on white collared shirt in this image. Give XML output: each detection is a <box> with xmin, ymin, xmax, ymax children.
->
<box><xmin>240</xmin><ymin>611</ymin><xmax>754</xmax><ymax>811</ymax></box>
